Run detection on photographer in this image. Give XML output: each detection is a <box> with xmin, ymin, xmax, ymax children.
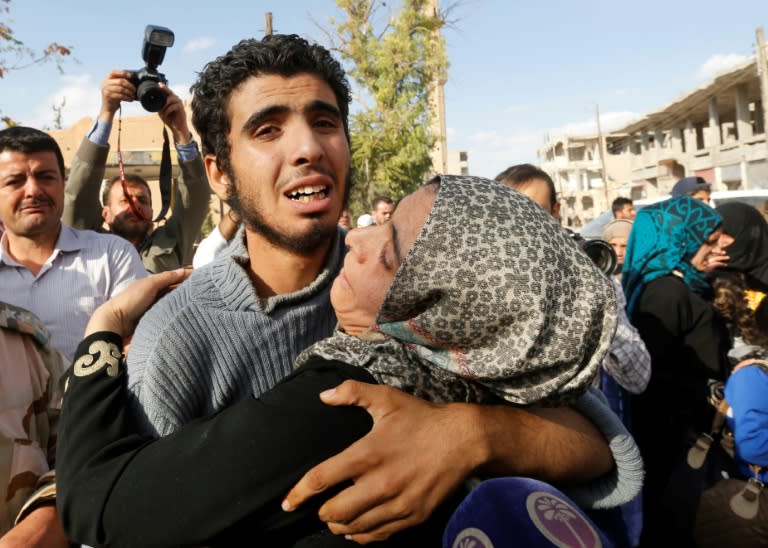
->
<box><xmin>63</xmin><ymin>69</ymin><xmax>210</xmax><ymax>273</ymax></box>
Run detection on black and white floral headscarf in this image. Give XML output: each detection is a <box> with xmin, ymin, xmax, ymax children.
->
<box><xmin>296</xmin><ymin>175</ymin><xmax>617</xmax><ymax>405</ymax></box>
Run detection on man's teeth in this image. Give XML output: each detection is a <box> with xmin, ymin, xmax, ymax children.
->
<box><xmin>289</xmin><ymin>185</ymin><xmax>328</xmax><ymax>203</ymax></box>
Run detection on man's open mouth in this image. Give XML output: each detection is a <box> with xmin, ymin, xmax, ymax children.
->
<box><xmin>288</xmin><ymin>185</ymin><xmax>328</xmax><ymax>204</ymax></box>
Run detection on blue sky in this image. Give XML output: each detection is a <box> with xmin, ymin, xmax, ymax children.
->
<box><xmin>3</xmin><ymin>0</ymin><xmax>766</xmax><ymax>178</ymax></box>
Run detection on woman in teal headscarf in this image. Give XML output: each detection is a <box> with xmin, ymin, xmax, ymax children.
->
<box><xmin>621</xmin><ymin>195</ymin><xmax>731</xmax><ymax>545</ymax></box>
<box><xmin>623</xmin><ymin>195</ymin><xmax>722</xmax><ymax>315</ymax></box>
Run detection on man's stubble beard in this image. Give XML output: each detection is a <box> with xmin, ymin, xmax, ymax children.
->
<box><xmin>227</xmin><ymin>169</ymin><xmax>351</xmax><ymax>257</ymax></box>
<box><xmin>110</xmin><ymin>213</ymin><xmax>152</xmax><ymax>243</ymax></box>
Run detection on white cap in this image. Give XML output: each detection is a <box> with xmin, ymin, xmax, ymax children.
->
<box><xmin>356</xmin><ymin>214</ymin><xmax>375</xmax><ymax>227</ymax></box>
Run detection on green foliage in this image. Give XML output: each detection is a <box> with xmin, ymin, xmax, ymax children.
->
<box><xmin>329</xmin><ymin>0</ymin><xmax>448</xmax><ymax>210</ymax></box>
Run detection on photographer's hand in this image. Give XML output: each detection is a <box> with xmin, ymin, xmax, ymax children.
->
<box><xmin>158</xmin><ymin>85</ymin><xmax>192</xmax><ymax>145</ymax></box>
<box><xmin>99</xmin><ymin>69</ymin><xmax>136</xmax><ymax>122</ymax></box>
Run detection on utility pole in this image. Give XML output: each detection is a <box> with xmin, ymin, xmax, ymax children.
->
<box><xmin>596</xmin><ymin>104</ymin><xmax>610</xmax><ymax>210</ymax></box>
<box><xmin>425</xmin><ymin>0</ymin><xmax>447</xmax><ymax>175</ymax></box>
<box><xmin>265</xmin><ymin>12</ymin><xmax>273</xmax><ymax>35</ymax></box>
<box><xmin>757</xmin><ymin>27</ymin><xmax>768</xmax><ymax>160</ymax></box>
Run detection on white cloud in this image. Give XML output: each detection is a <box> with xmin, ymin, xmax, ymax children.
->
<box><xmin>23</xmin><ymin>74</ymin><xmax>151</xmax><ymax>128</ymax></box>
<box><xmin>24</xmin><ymin>74</ymin><xmax>195</xmax><ymax>130</ymax></box>
<box><xmin>24</xmin><ymin>74</ymin><xmax>102</xmax><ymax>129</ymax></box>
<box><xmin>448</xmin><ymin>128</ymin><xmax>546</xmax><ymax>179</ymax></box>
<box><xmin>695</xmin><ymin>53</ymin><xmax>748</xmax><ymax>81</ymax></box>
<box><xmin>170</xmin><ymin>82</ymin><xmax>193</xmax><ymax>101</ymax></box>
<box><xmin>183</xmin><ymin>36</ymin><xmax>215</xmax><ymax>53</ymax></box>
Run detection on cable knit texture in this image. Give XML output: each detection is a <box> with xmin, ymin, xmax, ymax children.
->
<box><xmin>125</xmin><ymin>230</ymin><xmax>343</xmax><ymax>436</ymax></box>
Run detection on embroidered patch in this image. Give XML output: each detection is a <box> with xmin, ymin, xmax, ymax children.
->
<box><xmin>525</xmin><ymin>491</ymin><xmax>602</xmax><ymax>547</ymax></box>
<box><xmin>451</xmin><ymin>527</ymin><xmax>493</xmax><ymax>548</ymax></box>
<box><xmin>73</xmin><ymin>340</ymin><xmax>122</xmax><ymax>377</ymax></box>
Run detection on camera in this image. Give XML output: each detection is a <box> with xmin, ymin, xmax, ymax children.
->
<box><xmin>565</xmin><ymin>229</ymin><xmax>618</xmax><ymax>276</ymax></box>
<box><xmin>127</xmin><ymin>25</ymin><xmax>175</xmax><ymax>112</ymax></box>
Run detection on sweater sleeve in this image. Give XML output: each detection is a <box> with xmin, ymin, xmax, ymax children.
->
<box><xmin>561</xmin><ymin>388</ymin><xmax>644</xmax><ymax>509</ymax></box>
<box><xmin>123</xmin><ymin>280</ymin><xmax>198</xmax><ymax>436</ymax></box>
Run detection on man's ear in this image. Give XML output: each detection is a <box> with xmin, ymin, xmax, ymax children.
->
<box><xmin>101</xmin><ymin>205</ymin><xmax>110</xmax><ymax>224</ymax></box>
<box><xmin>552</xmin><ymin>202</ymin><xmax>562</xmax><ymax>222</ymax></box>
<box><xmin>205</xmin><ymin>154</ymin><xmax>231</xmax><ymax>201</ymax></box>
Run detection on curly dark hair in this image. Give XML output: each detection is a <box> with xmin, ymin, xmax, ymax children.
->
<box><xmin>190</xmin><ymin>34</ymin><xmax>351</xmax><ymax>177</ymax></box>
<box><xmin>713</xmin><ymin>271</ymin><xmax>768</xmax><ymax>349</ymax></box>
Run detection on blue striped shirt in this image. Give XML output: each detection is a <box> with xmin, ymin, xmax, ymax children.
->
<box><xmin>0</xmin><ymin>225</ymin><xmax>147</xmax><ymax>360</ymax></box>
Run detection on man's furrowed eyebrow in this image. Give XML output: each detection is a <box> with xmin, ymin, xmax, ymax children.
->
<box><xmin>305</xmin><ymin>100</ymin><xmax>342</xmax><ymax>120</ymax></box>
<box><xmin>35</xmin><ymin>168</ymin><xmax>60</xmax><ymax>177</ymax></box>
<box><xmin>241</xmin><ymin>100</ymin><xmax>341</xmax><ymax>134</ymax></box>
<box><xmin>241</xmin><ymin>105</ymin><xmax>291</xmax><ymax>134</ymax></box>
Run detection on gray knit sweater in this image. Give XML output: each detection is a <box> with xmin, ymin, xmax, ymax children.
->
<box><xmin>125</xmin><ymin>230</ymin><xmax>344</xmax><ymax>436</ymax></box>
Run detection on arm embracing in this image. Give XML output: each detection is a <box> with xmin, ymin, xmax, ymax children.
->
<box><xmin>282</xmin><ymin>382</ymin><xmax>620</xmax><ymax>543</ymax></box>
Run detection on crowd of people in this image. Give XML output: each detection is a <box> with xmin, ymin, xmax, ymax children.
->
<box><xmin>1</xmin><ymin>32</ymin><xmax>766</xmax><ymax>548</ymax></box>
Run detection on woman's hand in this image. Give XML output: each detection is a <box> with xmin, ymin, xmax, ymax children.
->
<box><xmin>85</xmin><ymin>268</ymin><xmax>191</xmax><ymax>339</ymax></box>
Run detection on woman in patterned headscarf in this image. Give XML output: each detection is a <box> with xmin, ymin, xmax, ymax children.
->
<box><xmin>57</xmin><ymin>176</ymin><xmax>639</xmax><ymax>547</ymax></box>
<box><xmin>621</xmin><ymin>195</ymin><xmax>731</xmax><ymax>545</ymax></box>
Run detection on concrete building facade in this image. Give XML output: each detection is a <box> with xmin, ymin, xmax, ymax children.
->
<box><xmin>613</xmin><ymin>58</ymin><xmax>768</xmax><ymax>198</ymax></box>
<box><xmin>538</xmin><ymin>45</ymin><xmax>768</xmax><ymax>228</ymax></box>
<box><xmin>538</xmin><ymin>134</ymin><xmax>631</xmax><ymax>228</ymax></box>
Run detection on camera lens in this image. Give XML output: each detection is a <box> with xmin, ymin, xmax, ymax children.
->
<box><xmin>582</xmin><ymin>240</ymin><xmax>617</xmax><ymax>276</ymax></box>
<box><xmin>137</xmin><ymin>81</ymin><xmax>166</xmax><ymax>112</ymax></box>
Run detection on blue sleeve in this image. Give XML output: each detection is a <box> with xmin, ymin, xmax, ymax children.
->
<box><xmin>725</xmin><ymin>365</ymin><xmax>768</xmax><ymax>466</ymax></box>
<box><xmin>175</xmin><ymin>139</ymin><xmax>200</xmax><ymax>162</ymax></box>
<box><xmin>86</xmin><ymin>119</ymin><xmax>112</xmax><ymax>146</ymax></box>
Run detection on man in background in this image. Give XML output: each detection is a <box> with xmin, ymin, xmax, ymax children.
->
<box><xmin>371</xmin><ymin>195</ymin><xmax>394</xmax><ymax>224</ymax></box>
<box><xmin>671</xmin><ymin>176</ymin><xmax>712</xmax><ymax>205</ymax></box>
<box><xmin>0</xmin><ymin>126</ymin><xmax>146</xmax><ymax>361</ymax></box>
<box><xmin>337</xmin><ymin>207</ymin><xmax>351</xmax><ymax>230</ymax></box>
<box><xmin>63</xmin><ymin>69</ymin><xmax>210</xmax><ymax>273</ymax></box>
<box><xmin>611</xmin><ymin>197</ymin><xmax>636</xmax><ymax>220</ymax></box>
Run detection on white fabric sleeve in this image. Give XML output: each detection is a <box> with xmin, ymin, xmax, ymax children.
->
<box><xmin>192</xmin><ymin>227</ymin><xmax>228</xmax><ymax>269</ymax></box>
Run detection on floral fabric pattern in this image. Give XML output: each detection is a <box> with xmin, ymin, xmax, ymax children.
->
<box><xmin>298</xmin><ymin>175</ymin><xmax>617</xmax><ymax>405</ymax></box>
